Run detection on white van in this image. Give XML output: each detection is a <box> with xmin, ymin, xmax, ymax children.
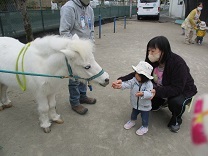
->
<box><xmin>137</xmin><ymin>0</ymin><xmax>160</xmax><ymax>20</ymax></box>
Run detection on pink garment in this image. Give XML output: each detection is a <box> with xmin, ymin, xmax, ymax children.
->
<box><xmin>153</xmin><ymin>67</ymin><xmax>164</xmax><ymax>86</ymax></box>
<box><xmin>191</xmin><ymin>98</ymin><xmax>208</xmax><ymax>145</ymax></box>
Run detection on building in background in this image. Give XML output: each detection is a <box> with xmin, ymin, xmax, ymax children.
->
<box><xmin>168</xmin><ymin>0</ymin><xmax>185</xmax><ymax>19</ymax></box>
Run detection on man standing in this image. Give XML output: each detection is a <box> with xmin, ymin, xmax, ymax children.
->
<box><xmin>59</xmin><ymin>0</ymin><xmax>96</xmax><ymax>115</ymax></box>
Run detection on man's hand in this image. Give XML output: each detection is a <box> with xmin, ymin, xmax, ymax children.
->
<box><xmin>112</xmin><ymin>80</ymin><xmax>122</xmax><ymax>89</ymax></box>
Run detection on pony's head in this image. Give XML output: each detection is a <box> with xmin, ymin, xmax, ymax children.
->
<box><xmin>61</xmin><ymin>34</ymin><xmax>109</xmax><ymax>87</ymax></box>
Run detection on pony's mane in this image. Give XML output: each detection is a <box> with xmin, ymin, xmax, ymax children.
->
<box><xmin>68</xmin><ymin>37</ymin><xmax>95</xmax><ymax>61</ymax></box>
<box><xmin>32</xmin><ymin>35</ymin><xmax>68</xmax><ymax>55</ymax></box>
<box><xmin>32</xmin><ymin>35</ymin><xmax>94</xmax><ymax>60</ymax></box>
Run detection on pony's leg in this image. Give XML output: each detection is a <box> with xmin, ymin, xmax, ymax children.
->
<box><xmin>48</xmin><ymin>94</ymin><xmax>64</xmax><ymax>124</ymax></box>
<box><xmin>36</xmin><ymin>92</ymin><xmax>51</xmax><ymax>133</ymax></box>
<box><xmin>0</xmin><ymin>84</ymin><xmax>12</xmax><ymax>111</ymax></box>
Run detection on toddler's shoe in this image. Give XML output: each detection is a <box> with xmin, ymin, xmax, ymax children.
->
<box><xmin>136</xmin><ymin>126</ymin><xmax>148</xmax><ymax>135</ymax></box>
<box><xmin>124</xmin><ymin>120</ymin><xmax>135</xmax><ymax>130</ymax></box>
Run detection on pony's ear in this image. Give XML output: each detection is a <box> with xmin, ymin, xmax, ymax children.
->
<box><xmin>60</xmin><ymin>49</ymin><xmax>75</xmax><ymax>58</ymax></box>
<box><xmin>72</xmin><ymin>34</ymin><xmax>79</xmax><ymax>40</ymax></box>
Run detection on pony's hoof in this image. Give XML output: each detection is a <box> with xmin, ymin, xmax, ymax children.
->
<box><xmin>53</xmin><ymin>118</ymin><xmax>64</xmax><ymax>124</ymax></box>
<box><xmin>43</xmin><ymin>127</ymin><xmax>51</xmax><ymax>133</ymax></box>
<box><xmin>2</xmin><ymin>104</ymin><xmax>12</xmax><ymax>109</ymax></box>
<box><xmin>0</xmin><ymin>106</ymin><xmax>3</xmax><ymax>111</ymax></box>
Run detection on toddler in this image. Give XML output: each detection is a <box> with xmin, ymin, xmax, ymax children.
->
<box><xmin>112</xmin><ymin>61</ymin><xmax>153</xmax><ymax>135</ymax></box>
<box><xmin>195</xmin><ymin>21</ymin><xmax>207</xmax><ymax>44</ymax></box>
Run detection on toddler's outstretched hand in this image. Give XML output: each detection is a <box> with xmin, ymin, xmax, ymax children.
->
<box><xmin>136</xmin><ymin>91</ymin><xmax>144</xmax><ymax>97</ymax></box>
<box><xmin>112</xmin><ymin>80</ymin><xmax>122</xmax><ymax>89</ymax></box>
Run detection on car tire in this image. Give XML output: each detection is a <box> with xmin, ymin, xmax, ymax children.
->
<box><xmin>137</xmin><ymin>15</ymin><xmax>140</xmax><ymax>20</ymax></box>
<box><xmin>156</xmin><ymin>14</ymin><xmax>160</xmax><ymax>20</ymax></box>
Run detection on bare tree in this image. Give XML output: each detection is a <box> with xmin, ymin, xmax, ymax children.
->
<box><xmin>101</xmin><ymin>0</ymin><xmax>104</xmax><ymax>5</ymax></box>
<box><xmin>14</xmin><ymin>0</ymin><xmax>34</xmax><ymax>42</ymax></box>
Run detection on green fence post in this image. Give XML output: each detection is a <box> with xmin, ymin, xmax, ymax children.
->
<box><xmin>39</xmin><ymin>0</ymin><xmax>45</xmax><ymax>31</ymax></box>
<box><xmin>110</xmin><ymin>6</ymin><xmax>112</xmax><ymax>17</ymax></box>
<box><xmin>0</xmin><ymin>15</ymin><xmax>4</xmax><ymax>36</ymax></box>
<box><xmin>118</xmin><ymin>6</ymin><xmax>119</xmax><ymax>17</ymax></box>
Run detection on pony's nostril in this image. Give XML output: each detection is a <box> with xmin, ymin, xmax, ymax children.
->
<box><xmin>105</xmin><ymin>78</ymin><xmax>109</xmax><ymax>83</ymax></box>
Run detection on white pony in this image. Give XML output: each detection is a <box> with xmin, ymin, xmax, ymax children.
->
<box><xmin>0</xmin><ymin>35</ymin><xmax>109</xmax><ymax>133</ymax></box>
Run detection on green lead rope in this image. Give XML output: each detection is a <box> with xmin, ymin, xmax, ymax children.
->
<box><xmin>16</xmin><ymin>43</ymin><xmax>31</xmax><ymax>91</ymax></box>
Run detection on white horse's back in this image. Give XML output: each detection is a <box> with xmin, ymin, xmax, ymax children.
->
<box><xmin>0</xmin><ymin>37</ymin><xmax>24</xmax><ymax>60</ymax></box>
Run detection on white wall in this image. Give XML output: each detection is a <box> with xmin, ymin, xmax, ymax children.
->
<box><xmin>169</xmin><ymin>0</ymin><xmax>185</xmax><ymax>19</ymax></box>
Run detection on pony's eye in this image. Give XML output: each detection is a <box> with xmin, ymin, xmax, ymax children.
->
<box><xmin>84</xmin><ymin>65</ymin><xmax>91</xmax><ymax>69</ymax></box>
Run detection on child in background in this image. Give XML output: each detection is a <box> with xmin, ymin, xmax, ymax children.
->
<box><xmin>195</xmin><ymin>21</ymin><xmax>207</xmax><ymax>44</ymax></box>
<box><xmin>112</xmin><ymin>61</ymin><xmax>153</xmax><ymax>136</ymax></box>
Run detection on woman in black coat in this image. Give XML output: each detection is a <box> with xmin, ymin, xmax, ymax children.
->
<box><xmin>112</xmin><ymin>36</ymin><xmax>197</xmax><ymax>133</ymax></box>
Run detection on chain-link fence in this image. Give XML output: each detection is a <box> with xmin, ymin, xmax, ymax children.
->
<box><xmin>0</xmin><ymin>0</ymin><xmax>137</xmax><ymax>38</ymax></box>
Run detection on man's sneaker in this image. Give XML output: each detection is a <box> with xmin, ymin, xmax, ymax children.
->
<box><xmin>124</xmin><ymin>120</ymin><xmax>136</xmax><ymax>130</ymax></box>
<box><xmin>72</xmin><ymin>105</ymin><xmax>88</xmax><ymax>115</ymax></box>
<box><xmin>136</xmin><ymin>126</ymin><xmax>148</xmax><ymax>136</ymax></box>
<box><xmin>80</xmin><ymin>97</ymin><xmax>96</xmax><ymax>104</ymax></box>
<box><xmin>169</xmin><ymin>123</ymin><xmax>180</xmax><ymax>133</ymax></box>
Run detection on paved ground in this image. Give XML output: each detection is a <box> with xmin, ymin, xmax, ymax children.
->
<box><xmin>0</xmin><ymin>15</ymin><xmax>208</xmax><ymax>156</ymax></box>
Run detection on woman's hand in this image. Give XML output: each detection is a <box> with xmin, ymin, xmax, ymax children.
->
<box><xmin>150</xmin><ymin>89</ymin><xmax>156</xmax><ymax>100</ymax></box>
<box><xmin>112</xmin><ymin>80</ymin><xmax>122</xmax><ymax>89</ymax></box>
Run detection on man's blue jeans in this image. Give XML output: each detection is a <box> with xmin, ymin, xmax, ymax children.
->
<box><xmin>68</xmin><ymin>79</ymin><xmax>87</xmax><ymax>106</ymax></box>
<box><xmin>131</xmin><ymin>108</ymin><xmax>149</xmax><ymax>127</ymax></box>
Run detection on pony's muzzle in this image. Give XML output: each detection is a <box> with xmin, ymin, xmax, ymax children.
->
<box><xmin>100</xmin><ymin>78</ymin><xmax>109</xmax><ymax>87</ymax></box>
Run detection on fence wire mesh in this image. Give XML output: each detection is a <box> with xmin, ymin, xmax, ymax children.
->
<box><xmin>0</xmin><ymin>0</ymin><xmax>137</xmax><ymax>37</ymax></box>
